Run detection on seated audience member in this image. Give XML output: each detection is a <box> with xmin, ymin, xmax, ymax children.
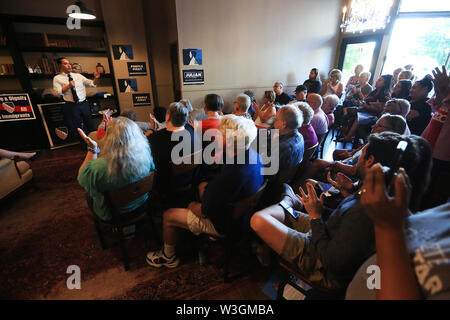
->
<box><xmin>421</xmin><ymin>66</ymin><xmax>450</xmax><ymax>209</ymax></box>
<box><xmin>232</xmin><ymin>93</ymin><xmax>253</xmax><ymax>120</ymax></box>
<box><xmin>392</xmin><ymin>79</ymin><xmax>412</xmax><ymax>99</ymax></box>
<box><xmin>307</xmin><ymin>93</ymin><xmax>328</xmax><ymax>139</ymax></box>
<box><xmin>146</xmin><ymin>115</ymin><xmax>264</xmax><ymax>268</ymax></box>
<box><xmin>147</xmin><ymin>102</ymin><xmax>199</xmax><ymax>196</ymax></box>
<box><xmin>243</xmin><ymin>89</ymin><xmax>257</xmax><ymax>117</ymax></box>
<box><xmin>0</xmin><ymin>149</ymin><xmax>38</xmax><ymax>161</ymax></box>
<box><xmin>120</xmin><ymin>109</ymin><xmax>150</xmax><ymax>133</ymax></box>
<box><xmin>322</xmin><ymin>94</ymin><xmax>340</xmax><ymax>128</ymax></box>
<box><xmin>404</xmin><ymin>64</ymin><xmax>414</xmax><ymax>71</ymax></box>
<box><xmin>345</xmin><ymin>64</ymin><xmax>364</xmax><ymax>92</ymax></box>
<box><xmin>383</xmin><ymin>98</ymin><xmax>411</xmax><ymax>135</ymax></box>
<box><xmin>303</xmin><ymin>68</ymin><xmax>322</xmax><ymax>94</ymax></box>
<box><xmin>273</xmin><ymin>81</ymin><xmax>294</xmax><ymax>105</ymax></box>
<box><xmin>148</xmin><ymin>102</ymin><xmax>200</xmax><ymax>196</ymax></box>
<box><xmin>254</xmin><ymin>90</ymin><xmax>277</xmax><ymax>128</ymax></box>
<box><xmin>299</xmin><ymin>114</ymin><xmax>407</xmax><ymax>188</ymax></box>
<box><xmin>344</xmin><ymin>71</ymin><xmax>373</xmax><ymax>107</ymax></box>
<box><xmin>358</xmin><ymin>74</ymin><xmax>393</xmax><ymax>115</ymax></box>
<box><xmin>250</xmin><ymin>132</ymin><xmax>431</xmax><ymax>291</ymax></box>
<box><xmin>296</xmin><ymin>102</ymin><xmax>318</xmax><ymax>150</ymax></box>
<box><xmin>346</xmin><ymin>165</ymin><xmax>450</xmax><ymax>300</ymax></box>
<box><xmin>200</xmin><ymin>93</ymin><xmax>224</xmax><ymax>134</ymax></box>
<box><xmin>320</xmin><ymin>69</ymin><xmax>344</xmax><ymax>99</ymax></box>
<box><xmin>407</xmin><ymin>77</ymin><xmax>433</xmax><ymax>135</ymax></box>
<box><xmin>393</xmin><ymin>67</ymin><xmax>405</xmax><ymax>85</ymax></box>
<box><xmin>290</xmin><ymin>85</ymin><xmax>308</xmax><ymax>103</ymax></box>
<box><xmin>273</xmin><ymin>105</ymin><xmax>305</xmax><ymax>171</ymax></box>
<box><xmin>77</xmin><ymin>117</ymin><xmax>155</xmax><ymax>222</ymax></box>
<box><xmin>399</xmin><ymin>70</ymin><xmax>414</xmax><ymax>82</ymax></box>
<box><xmin>338</xmin><ymin>75</ymin><xmax>393</xmax><ymax>143</ymax></box>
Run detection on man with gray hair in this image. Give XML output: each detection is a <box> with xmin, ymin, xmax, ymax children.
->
<box><xmin>273</xmin><ymin>105</ymin><xmax>305</xmax><ymax>172</ymax></box>
<box><xmin>146</xmin><ymin>115</ymin><xmax>264</xmax><ymax>268</ymax></box>
<box><xmin>232</xmin><ymin>93</ymin><xmax>252</xmax><ymax>119</ymax></box>
<box><xmin>274</xmin><ymin>81</ymin><xmax>294</xmax><ymax>105</ymax></box>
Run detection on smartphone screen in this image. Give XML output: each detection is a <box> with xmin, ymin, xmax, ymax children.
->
<box><xmin>279</xmin><ymin>200</ymin><xmax>299</xmax><ymax>219</ymax></box>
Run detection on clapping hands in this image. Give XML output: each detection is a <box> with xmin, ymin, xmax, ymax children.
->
<box><xmin>77</xmin><ymin>128</ymin><xmax>98</xmax><ymax>150</ymax></box>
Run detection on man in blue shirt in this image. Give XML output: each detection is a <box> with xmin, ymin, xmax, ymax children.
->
<box><xmin>146</xmin><ymin>115</ymin><xmax>264</xmax><ymax>268</ymax></box>
<box><xmin>273</xmin><ymin>105</ymin><xmax>304</xmax><ymax>172</ymax></box>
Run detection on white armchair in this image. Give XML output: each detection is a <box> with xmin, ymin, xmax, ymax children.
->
<box><xmin>0</xmin><ymin>157</ymin><xmax>33</xmax><ymax>200</ymax></box>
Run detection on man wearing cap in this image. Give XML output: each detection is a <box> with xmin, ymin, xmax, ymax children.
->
<box><xmin>53</xmin><ymin>57</ymin><xmax>100</xmax><ymax>143</ymax></box>
<box><xmin>290</xmin><ymin>85</ymin><xmax>308</xmax><ymax>104</ymax></box>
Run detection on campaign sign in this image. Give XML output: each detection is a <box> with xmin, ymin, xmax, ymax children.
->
<box><xmin>182</xmin><ymin>49</ymin><xmax>202</xmax><ymax>66</ymax></box>
<box><xmin>112</xmin><ymin>45</ymin><xmax>134</xmax><ymax>60</ymax></box>
<box><xmin>38</xmin><ymin>102</ymin><xmax>80</xmax><ymax>149</ymax></box>
<box><xmin>118</xmin><ymin>78</ymin><xmax>138</xmax><ymax>92</ymax></box>
<box><xmin>128</xmin><ymin>62</ymin><xmax>147</xmax><ymax>76</ymax></box>
<box><xmin>0</xmin><ymin>93</ymin><xmax>36</xmax><ymax>122</ymax></box>
<box><xmin>183</xmin><ymin>69</ymin><xmax>204</xmax><ymax>85</ymax></box>
<box><xmin>133</xmin><ymin>93</ymin><xmax>152</xmax><ymax>106</ymax></box>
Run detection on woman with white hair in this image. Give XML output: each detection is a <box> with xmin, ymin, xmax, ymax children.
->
<box><xmin>77</xmin><ymin>117</ymin><xmax>155</xmax><ymax>221</ymax></box>
<box><xmin>146</xmin><ymin>115</ymin><xmax>264</xmax><ymax>269</ymax></box>
<box><xmin>322</xmin><ymin>94</ymin><xmax>340</xmax><ymax>128</ymax></box>
<box><xmin>383</xmin><ymin>98</ymin><xmax>411</xmax><ymax>135</ymax></box>
<box><xmin>320</xmin><ymin>69</ymin><xmax>344</xmax><ymax>99</ymax></box>
<box><xmin>295</xmin><ymin>102</ymin><xmax>319</xmax><ymax>150</ymax></box>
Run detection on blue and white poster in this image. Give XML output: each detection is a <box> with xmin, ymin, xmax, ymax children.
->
<box><xmin>112</xmin><ymin>45</ymin><xmax>134</xmax><ymax>60</ymax></box>
<box><xmin>118</xmin><ymin>79</ymin><xmax>138</xmax><ymax>92</ymax></box>
<box><xmin>183</xmin><ymin>69</ymin><xmax>204</xmax><ymax>85</ymax></box>
<box><xmin>183</xmin><ymin>49</ymin><xmax>202</xmax><ymax>66</ymax></box>
<box><xmin>133</xmin><ymin>93</ymin><xmax>152</xmax><ymax>106</ymax></box>
<box><xmin>127</xmin><ymin>62</ymin><xmax>147</xmax><ymax>76</ymax></box>
<box><xmin>0</xmin><ymin>93</ymin><xmax>36</xmax><ymax>122</ymax></box>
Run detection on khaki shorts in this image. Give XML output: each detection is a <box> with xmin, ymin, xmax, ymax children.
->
<box><xmin>281</xmin><ymin>210</ymin><xmax>331</xmax><ymax>288</ymax></box>
<box><xmin>186</xmin><ymin>210</ymin><xmax>223</xmax><ymax>238</ymax></box>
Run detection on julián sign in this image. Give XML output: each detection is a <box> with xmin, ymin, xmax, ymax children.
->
<box><xmin>183</xmin><ymin>69</ymin><xmax>204</xmax><ymax>85</ymax></box>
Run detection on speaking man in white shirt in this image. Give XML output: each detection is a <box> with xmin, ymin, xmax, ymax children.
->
<box><xmin>53</xmin><ymin>57</ymin><xmax>100</xmax><ymax>143</ymax></box>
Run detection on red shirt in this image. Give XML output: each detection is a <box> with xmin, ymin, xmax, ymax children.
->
<box><xmin>201</xmin><ymin>118</ymin><xmax>221</xmax><ymax>135</ymax></box>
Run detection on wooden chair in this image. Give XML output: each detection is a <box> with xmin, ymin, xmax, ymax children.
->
<box><xmin>277</xmin><ymin>259</ymin><xmax>345</xmax><ymax>300</ymax></box>
<box><xmin>168</xmin><ymin>150</ymin><xmax>202</xmax><ymax>205</ymax></box>
<box><xmin>223</xmin><ymin>180</ymin><xmax>268</xmax><ymax>283</ymax></box>
<box><xmin>312</xmin><ymin>132</ymin><xmax>328</xmax><ymax>160</ymax></box>
<box><xmin>91</xmin><ymin>172</ymin><xmax>156</xmax><ymax>271</ymax></box>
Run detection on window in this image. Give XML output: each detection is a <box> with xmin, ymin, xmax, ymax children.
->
<box><xmin>382</xmin><ymin>17</ymin><xmax>450</xmax><ymax>80</ymax></box>
<box><xmin>399</xmin><ymin>0</ymin><xmax>450</xmax><ymax>13</ymax></box>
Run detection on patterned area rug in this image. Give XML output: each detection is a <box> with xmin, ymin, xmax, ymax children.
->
<box><xmin>0</xmin><ymin>150</ymin><xmax>268</xmax><ymax>300</ymax></box>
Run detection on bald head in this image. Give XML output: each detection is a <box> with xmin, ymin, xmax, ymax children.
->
<box><xmin>306</xmin><ymin>93</ymin><xmax>323</xmax><ymax>111</ymax></box>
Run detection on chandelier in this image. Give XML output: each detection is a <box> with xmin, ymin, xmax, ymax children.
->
<box><xmin>340</xmin><ymin>0</ymin><xmax>393</xmax><ymax>33</ymax></box>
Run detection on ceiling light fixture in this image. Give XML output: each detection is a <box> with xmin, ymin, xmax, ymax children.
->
<box><xmin>68</xmin><ymin>1</ymin><xmax>97</xmax><ymax>20</ymax></box>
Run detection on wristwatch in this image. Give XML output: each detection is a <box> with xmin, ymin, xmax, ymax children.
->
<box><xmin>87</xmin><ymin>146</ymin><xmax>100</xmax><ymax>154</ymax></box>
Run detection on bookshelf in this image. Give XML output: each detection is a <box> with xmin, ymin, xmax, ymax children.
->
<box><xmin>0</xmin><ymin>14</ymin><xmax>120</xmax><ymax>151</ymax></box>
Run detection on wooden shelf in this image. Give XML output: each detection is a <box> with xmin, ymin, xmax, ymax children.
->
<box><xmin>28</xmin><ymin>73</ymin><xmax>112</xmax><ymax>79</ymax></box>
<box><xmin>20</xmin><ymin>47</ymin><xmax>107</xmax><ymax>54</ymax></box>
<box><xmin>0</xmin><ymin>74</ymin><xmax>17</xmax><ymax>79</ymax></box>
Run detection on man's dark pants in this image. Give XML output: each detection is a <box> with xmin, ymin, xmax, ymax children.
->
<box><xmin>62</xmin><ymin>100</ymin><xmax>95</xmax><ymax>143</ymax></box>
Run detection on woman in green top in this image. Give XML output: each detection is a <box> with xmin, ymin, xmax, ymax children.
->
<box><xmin>77</xmin><ymin>116</ymin><xmax>155</xmax><ymax>221</ymax></box>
